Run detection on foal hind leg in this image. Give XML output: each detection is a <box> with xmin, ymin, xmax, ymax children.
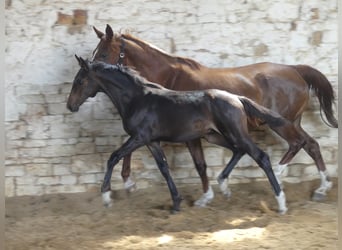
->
<box><xmin>298</xmin><ymin>127</ymin><xmax>333</xmax><ymax>201</ymax></box>
<box><xmin>205</xmin><ymin>132</ymin><xmax>239</xmax><ymax>198</ymax></box>
<box><xmin>245</xmin><ymin>143</ymin><xmax>287</xmax><ymax>214</ymax></box>
<box><xmin>217</xmin><ymin>150</ymin><xmax>244</xmax><ymax>198</ymax></box>
<box><xmin>121</xmin><ymin>154</ymin><xmax>137</xmax><ymax>192</ymax></box>
<box><xmin>147</xmin><ymin>142</ymin><xmax>183</xmax><ymax>213</ymax></box>
<box><xmin>186</xmin><ymin>139</ymin><xmax>214</xmax><ymax>207</ymax></box>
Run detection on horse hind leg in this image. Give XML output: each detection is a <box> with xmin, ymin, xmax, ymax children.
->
<box><xmin>186</xmin><ymin>140</ymin><xmax>214</xmax><ymax>207</ymax></box>
<box><xmin>280</xmin><ymin>120</ymin><xmax>333</xmax><ymax>201</ymax></box>
<box><xmin>121</xmin><ymin>153</ymin><xmax>137</xmax><ymax>192</ymax></box>
<box><xmin>268</xmin><ymin>121</ymin><xmax>306</xmax><ymax>188</ymax></box>
<box><xmin>300</xmin><ymin>131</ymin><xmax>333</xmax><ymax>201</ymax></box>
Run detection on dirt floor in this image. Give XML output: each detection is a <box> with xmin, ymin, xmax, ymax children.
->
<box><xmin>5</xmin><ymin>178</ymin><xmax>338</xmax><ymax>250</ymax></box>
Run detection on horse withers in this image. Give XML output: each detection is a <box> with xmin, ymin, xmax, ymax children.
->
<box><xmin>67</xmin><ymin>56</ymin><xmax>305</xmax><ymax>214</ymax></box>
<box><xmin>91</xmin><ymin>24</ymin><xmax>337</xmax><ymax>202</ymax></box>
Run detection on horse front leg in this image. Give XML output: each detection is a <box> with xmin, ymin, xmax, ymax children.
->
<box><xmin>147</xmin><ymin>142</ymin><xmax>182</xmax><ymax>213</ymax></box>
<box><xmin>102</xmin><ymin>137</ymin><xmax>143</xmax><ymax>207</ymax></box>
<box><xmin>185</xmin><ymin>139</ymin><xmax>214</xmax><ymax>207</ymax></box>
<box><xmin>121</xmin><ymin>153</ymin><xmax>137</xmax><ymax>192</ymax></box>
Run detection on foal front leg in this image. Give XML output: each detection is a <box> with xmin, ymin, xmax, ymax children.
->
<box><xmin>102</xmin><ymin>137</ymin><xmax>143</xmax><ymax>207</ymax></box>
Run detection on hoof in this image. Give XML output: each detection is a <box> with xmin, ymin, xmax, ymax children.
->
<box><xmin>102</xmin><ymin>190</ymin><xmax>113</xmax><ymax>208</ymax></box>
<box><xmin>171</xmin><ymin>208</ymin><xmax>180</xmax><ymax>214</ymax></box>
<box><xmin>217</xmin><ymin>177</ymin><xmax>231</xmax><ymax>198</ymax></box>
<box><xmin>125</xmin><ymin>183</ymin><xmax>137</xmax><ymax>193</ymax></box>
<box><xmin>278</xmin><ymin>207</ymin><xmax>288</xmax><ymax>215</ymax></box>
<box><xmin>124</xmin><ymin>178</ymin><xmax>137</xmax><ymax>193</ymax></box>
<box><xmin>194</xmin><ymin>186</ymin><xmax>214</xmax><ymax>207</ymax></box>
<box><xmin>194</xmin><ymin>199</ymin><xmax>211</xmax><ymax>207</ymax></box>
<box><xmin>312</xmin><ymin>191</ymin><xmax>326</xmax><ymax>202</ymax></box>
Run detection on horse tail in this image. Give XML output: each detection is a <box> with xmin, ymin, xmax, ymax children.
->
<box><xmin>292</xmin><ymin>64</ymin><xmax>338</xmax><ymax>128</ymax></box>
<box><xmin>239</xmin><ymin>97</ymin><xmax>286</xmax><ymax>127</ymax></box>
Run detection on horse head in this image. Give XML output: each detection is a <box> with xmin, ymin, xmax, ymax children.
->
<box><xmin>92</xmin><ymin>24</ymin><xmax>124</xmax><ymax>65</ymax></box>
<box><xmin>67</xmin><ymin>55</ymin><xmax>101</xmax><ymax>112</ymax></box>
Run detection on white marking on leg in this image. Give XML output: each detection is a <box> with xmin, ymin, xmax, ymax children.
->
<box><xmin>124</xmin><ymin>177</ymin><xmax>137</xmax><ymax>192</ymax></box>
<box><xmin>218</xmin><ymin>178</ymin><xmax>231</xmax><ymax>198</ymax></box>
<box><xmin>275</xmin><ymin>190</ymin><xmax>287</xmax><ymax>214</ymax></box>
<box><xmin>102</xmin><ymin>191</ymin><xmax>112</xmax><ymax>207</ymax></box>
<box><xmin>194</xmin><ymin>186</ymin><xmax>214</xmax><ymax>207</ymax></box>
<box><xmin>315</xmin><ymin>170</ymin><xmax>333</xmax><ymax>195</ymax></box>
<box><xmin>274</xmin><ymin>164</ymin><xmax>287</xmax><ymax>188</ymax></box>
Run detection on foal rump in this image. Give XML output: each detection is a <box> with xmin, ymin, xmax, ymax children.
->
<box><xmin>238</xmin><ymin>96</ymin><xmax>286</xmax><ymax>128</ymax></box>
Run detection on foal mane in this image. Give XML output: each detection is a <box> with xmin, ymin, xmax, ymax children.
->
<box><xmin>92</xmin><ymin>61</ymin><xmax>164</xmax><ymax>90</ymax></box>
<box><xmin>121</xmin><ymin>33</ymin><xmax>203</xmax><ymax>70</ymax></box>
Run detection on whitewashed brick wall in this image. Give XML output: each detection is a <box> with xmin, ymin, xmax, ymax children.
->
<box><xmin>5</xmin><ymin>0</ymin><xmax>338</xmax><ymax>196</ymax></box>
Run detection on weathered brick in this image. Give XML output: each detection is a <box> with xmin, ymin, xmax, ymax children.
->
<box><xmin>53</xmin><ymin>165</ymin><xmax>72</xmax><ymax>175</ymax></box>
<box><xmin>78</xmin><ymin>174</ymin><xmax>97</xmax><ymax>184</ymax></box>
<box><xmin>36</xmin><ymin>176</ymin><xmax>60</xmax><ymax>185</ymax></box>
<box><xmin>60</xmin><ymin>175</ymin><xmax>77</xmax><ymax>185</ymax></box>
<box><xmin>16</xmin><ymin>185</ymin><xmax>45</xmax><ymax>196</ymax></box>
<box><xmin>5</xmin><ymin>166</ymin><xmax>25</xmax><ymax>177</ymax></box>
<box><xmin>26</xmin><ymin>164</ymin><xmax>53</xmax><ymax>176</ymax></box>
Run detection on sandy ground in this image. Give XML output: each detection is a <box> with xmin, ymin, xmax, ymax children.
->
<box><xmin>5</xmin><ymin>178</ymin><xmax>337</xmax><ymax>250</ymax></box>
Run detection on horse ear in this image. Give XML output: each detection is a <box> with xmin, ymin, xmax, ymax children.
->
<box><xmin>105</xmin><ymin>24</ymin><xmax>114</xmax><ymax>40</ymax></box>
<box><xmin>93</xmin><ymin>26</ymin><xmax>104</xmax><ymax>39</ymax></box>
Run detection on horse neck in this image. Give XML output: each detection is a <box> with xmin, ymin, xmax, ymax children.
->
<box><xmin>96</xmin><ymin>70</ymin><xmax>143</xmax><ymax>117</ymax></box>
<box><xmin>123</xmin><ymin>36</ymin><xmax>176</xmax><ymax>84</ymax></box>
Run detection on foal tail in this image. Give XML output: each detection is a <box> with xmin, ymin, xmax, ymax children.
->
<box><xmin>292</xmin><ymin>64</ymin><xmax>338</xmax><ymax>128</ymax></box>
<box><xmin>239</xmin><ymin>97</ymin><xmax>286</xmax><ymax>127</ymax></box>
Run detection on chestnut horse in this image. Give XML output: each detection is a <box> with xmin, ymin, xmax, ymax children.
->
<box><xmin>91</xmin><ymin>24</ymin><xmax>337</xmax><ymax>203</ymax></box>
<box><xmin>67</xmin><ymin>57</ymin><xmax>304</xmax><ymax>213</ymax></box>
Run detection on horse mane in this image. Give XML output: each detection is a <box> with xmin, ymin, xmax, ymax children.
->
<box><xmin>121</xmin><ymin>33</ymin><xmax>203</xmax><ymax>70</ymax></box>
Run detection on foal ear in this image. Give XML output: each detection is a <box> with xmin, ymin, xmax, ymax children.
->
<box><xmin>75</xmin><ymin>54</ymin><xmax>81</xmax><ymax>64</ymax></box>
<box><xmin>75</xmin><ymin>55</ymin><xmax>89</xmax><ymax>71</ymax></box>
<box><xmin>105</xmin><ymin>24</ymin><xmax>114</xmax><ymax>40</ymax></box>
<box><xmin>93</xmin><ymin>26</ymin><xmax>104</xmax><ymax>39</ymax></box>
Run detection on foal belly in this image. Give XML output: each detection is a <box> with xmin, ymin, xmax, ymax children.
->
<box><xmin>158</xmin><ymin>117</ymin><xmax>214</xmax><ymax>142</ymax></box>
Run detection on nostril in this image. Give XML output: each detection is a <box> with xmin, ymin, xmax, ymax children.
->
<box><xmin>66</xmin><ymin>102</ymin><xmax>78</xmax><ymax>112</ymax></box>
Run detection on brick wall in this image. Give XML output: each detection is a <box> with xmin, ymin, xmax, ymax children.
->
<box><xmin>5</xmin><ymin>0</ymin><xmax>338</xmax><ymax>196</ymax></box>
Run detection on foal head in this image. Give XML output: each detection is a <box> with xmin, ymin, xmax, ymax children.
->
<box><xmin>67</xmin><ymin>55</ymin><xmax>102</xmax><ymax>112</ymax></box>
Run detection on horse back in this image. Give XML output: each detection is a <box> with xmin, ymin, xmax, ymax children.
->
<box><xmin>172</xmin><ymin>62</ymin><xmax>309</xmax><ymax>121</ymax></box>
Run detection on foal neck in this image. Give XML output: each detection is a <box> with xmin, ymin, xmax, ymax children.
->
<box><xmin>95</xmin><ymin>66</ymin><xmax>145</xmax><ymax>117</ymax></box>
